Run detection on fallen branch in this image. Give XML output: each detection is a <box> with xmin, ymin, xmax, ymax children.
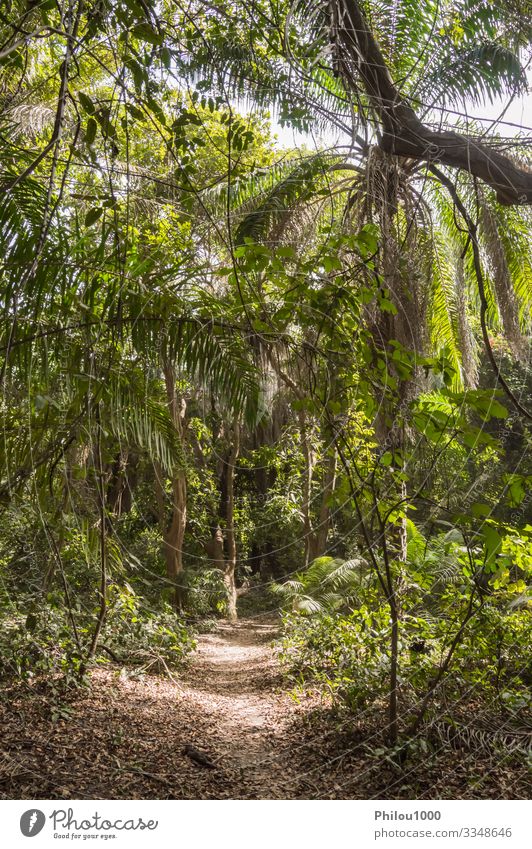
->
<box><xmin>118</xmin><ymin>766</ymin><xmax>174</xmax><ymax>788</ymax></box>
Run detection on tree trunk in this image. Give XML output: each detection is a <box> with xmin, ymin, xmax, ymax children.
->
<box><xmin>250</xmin><ymin>418</ymin><xmax>278</xmax><ymax>575</ymax></box>
<box><xmin>388</xmin><ymin>598</ymin><xmax>399</xmax><ymax>746</ymax></box>
<box><xmin>337</xmin><ymin>0</ymin><xmax>532</xmax><ymax>206</ymax></box>
<box><xmin>265</xmin><ymin>349</ymin><xmax>317</xmax><ymax>569</ymax></box>
<box><xmin>107</xmin><ymin>450</ymin><xmax>137</xmax><ymax>516</ymax></box>
<box><xmin>356</xmin><ymin>145</ymin><xmax>408</xmax><ymax>743</ymax></box>
<box><xmin>223</xmin><ymin>420</ymin><xmax>240</xmax><ymax>620</ymax></box>
<box><xmin>153</xmin><ymin>362</ymin><xmax>187</xmax><ymax>612</ymax></box>
<box><xmin>298</xmin><ymin>409</ymin><xmax>316</xmax><ymax>566</ymax></box>
<box><xmin>79</xmin><ymin>407</ymin><xmax>108</xmax><ymax>679</ymax></box>
<box><xmin>308</xmin><ymin>439</ymin><xmax>337</xmax><ymax>562</ymax></box>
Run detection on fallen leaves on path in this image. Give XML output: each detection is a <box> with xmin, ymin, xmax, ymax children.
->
<box><xmin>0</xmin><ymin>617</ymin><xmax>529</xmax><ymax>799</ymax></box>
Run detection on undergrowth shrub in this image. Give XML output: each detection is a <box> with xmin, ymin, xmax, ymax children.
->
<box><xmin>0</xmin><ymin>603</ymin><xmax>82</xmax><ymax>683</ymax></box>
<box><xmin>0</xmin><ymin>583</ymin><xmax>196</xmax><ymax>684</ymax></box>
<box><xmin>279</xmin><ymin>604</ymin><xmax>531</xmax><ymax>717</ymax></box>
<box><xmin>276</xmin><ymin>539</ymin><xmax>532</xmax><ymax>723</ymax></box>
<box><xmin>103</xmin><ymin>583</ymin><xmax>196</xmax><ymax>671</ymax></box>
<box><xmin>183</xmin><ymin>567</ymin><xmax>228</xmax><ymax>617</ymax></box>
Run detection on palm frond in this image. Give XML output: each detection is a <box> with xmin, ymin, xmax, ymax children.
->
<box><xmin>420</xmin><ymin>42</ymin><xmax>528</xmax><ymax>107</ymax></box>
<box><xmin>272</xmin><ymin>555</ymin><xmax>367</xmax><ymax>614</ymax></box>
<box><xmin>234</xmin><ymin>153</ymin><xmax>337</xmax><ymax>245</ymax></box>
<box><xmin>106</xmin><ymin>374</ymin><xmax>186</xmax><ymax>476</ymax></box>
<box><xmin>478</xmin><ymin>191</ymin><xmax>530</xmax><ymax>362</ymax></box>
<box><xmin>428</xmin><ymin>228</ymin><xmax>463</xmax><ymax>386</ymax></box>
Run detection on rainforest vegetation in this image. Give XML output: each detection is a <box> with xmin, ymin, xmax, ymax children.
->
<box><xmin>0</xmin><ymin>0</ymin><xmax>531</xmax><ymax>799</ymax></box>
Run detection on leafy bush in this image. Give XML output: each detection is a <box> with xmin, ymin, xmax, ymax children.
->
<box><xmin>279</xmin><ymin>601</ymin><xmax>531</xmax><ymax>717</ymax></box>
<box><xmin>0</xmin><ymin>603</ymin><xmax>82</xmax><ymax>683</ymax></box>
<box><xmin>278</xmin><ymin>606</ymin><xmax>391</xmax><ymax>710</ymax></box>
<box><xmin>102</xmin><ymin>583</ymin><xmax>196</xmax><ymax>672</ymax></box>
<box><xmin>277</xmin><ymin>533</ymin><xmax>532</xmax><ymax>721</ymax></box>
<box><xmin>183</xmin><ymin>567</ymin><xmax>228</xmax><ymax>617</ymax></box>
<box><xmin>0</xmin><ymin>582</ymin><xmax>196</xmax><ymax>684</ymax></box>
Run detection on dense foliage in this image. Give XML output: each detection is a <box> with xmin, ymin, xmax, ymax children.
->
<box><xmin>0</xmin><ymin>0</ymin><xmax>530</xmax><ymax>771</ymax></box>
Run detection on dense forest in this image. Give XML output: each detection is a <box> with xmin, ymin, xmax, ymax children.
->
<box><xmin>0</xmin><ymin>0</ymin><xmax>531</xmax><ymax>800</ymax></box>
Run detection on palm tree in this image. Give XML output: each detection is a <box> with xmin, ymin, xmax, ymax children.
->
<box><xmin>166</xmin><ymin>0</ymin><xmax>531</xmax><ymax>741</ymax></box>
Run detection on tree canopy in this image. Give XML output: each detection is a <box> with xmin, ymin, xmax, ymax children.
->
<box><xmin>0</xmin><ymin>0</ymin><xmax>530</xmax><ymax>800</ymax></box>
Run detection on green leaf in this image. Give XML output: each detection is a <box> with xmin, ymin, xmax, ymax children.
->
<box><xmin>472</xmin><ymin>503</ymin><xmax>491</xmax><ymax>518</ymax></box>
<box><xmin>85</xmin><ymin>117</ymin><xmax>97</xmax><ymax>146</ymax></box>
<box><xmin>85</xmin><ymin>207</ymin><xmax>103</xmax><ymax>227</ymax></box>
<box><xmin>131</xmin><ymin>23</ymin><xmax>163</xmax><ymax>46</ymax></box>
<box><xmin>126</xmin><ymin>103</ymin><xmax>145</xmax><ymax>122</ymax></box>
<box><xmin>482</xmin><ymin>525</ymin><xmax>502</xmax><ymax>565</ymax></box>
<box><xmin>379</xmin><ymin>295</ymin><xmax>397</xmax><ymax>313</ymax></box>
<box><xmin>78</xmin><ymin>92</ymin><xmax>95</xmax><ymax>114</ymax></box>
<box><xmin>322</xmin><ymin>255</ymin><xmax>342</xmax><ymax>273</ymax></box>
<box><xmin>126</xmin><ymin>58</ymin><xmax>146</xmax><ymax>90</ymax></box>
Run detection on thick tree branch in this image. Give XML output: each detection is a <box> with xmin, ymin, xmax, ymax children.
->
<box><xmin>337</xmin><ymin>0</ymin><xmax>532</xmax><ymax>205</ymax></box>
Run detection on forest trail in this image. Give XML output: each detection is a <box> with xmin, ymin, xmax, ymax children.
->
<box><xmin>178</xmin><ymin>616</ymin><xmax>312</xmax><ymax>798</ymax></box>
<box><xmin>2</xmin><ymin>617</ymin><xmax>526</xmax><ymax>800</ymax></box>
<box><xmin>1</xmin><ymin>617</ymin><xmax>333</xmax><ymax>800</ymax></box>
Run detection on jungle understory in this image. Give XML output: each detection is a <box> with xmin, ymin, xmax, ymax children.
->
<box><xmin>1</xmin><ymin>0</ymin><xmax>531</xmax><ymax>804</ymax></box>
<box><xmin>1</xmin><ymin>615</ymin><xmax>529</xmax><ymax>801</ymax></box>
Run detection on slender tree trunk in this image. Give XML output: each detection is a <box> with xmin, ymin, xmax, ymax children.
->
<box><xmin>379</xmin><ymin>498</ymin><xmax>401</xmax><ymax>746</ymax></box>
<box><xmin>388</xmin><ymin>601</ymin><xmax>399</xmax><ymax>745</ymax></box>
<box><xmin>265</xmin><ymin>350</ymin><xmax>318</xmax><ymax>568</ymax></box>
<box><xmin>107</xmin><ymin>450</ymin><xmax>129</xmax><ymax>516</ymax></box>
<box><xmin>164</xmin><ymin>475</ymin><xmax>187</xmax><ymax>611</ymax></box>
<box><xmin>360</xmin><ymin>147</ymin><xmax>412</xmax><ymax>742</ymax></box>
<box><xmin>250</xmin><ymin>418</ymin><xmax>278</xmax><ymax>575</ymax></box>
<box><xmin>223</xmin><ymin>420</ymin><xmax>240</xmax><ymax>620</ymax></box>
<box><xmin>80</xmin><ymin>407</ymin><xmax>108</xmax><ymax>678</ymax></box>
<box><xmin>334</xmin><ymin>429</ymin><xmax>400</xmax><ymax>745</ymax></box>
<box><xmin>154</xmin><ymin>362</ymin><xmax>187</xmax><ymax>612</ymax></box>
<box><xmin>298</xmin><ymin>410</ymin><xmax>316</xmax><ymax>566</ymax></box>
<box><xmin>308</xmin><ymin>441</ymin><xmax>337</xmax><ymax>562</ymax></box>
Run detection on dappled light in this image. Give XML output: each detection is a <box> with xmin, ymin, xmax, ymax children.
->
<box><xmin>0</xmin><ymin>0</ymin><xmax>530</xmax><ymax>802</ymax></box>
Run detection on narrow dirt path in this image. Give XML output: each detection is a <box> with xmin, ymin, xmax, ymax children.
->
<box><xmin>0</xmin><ymin>616</ymin><xmax>322</xmax><ymax>800</ymax></box>
<box><xmin>179</xmin><ymin>616</ymin><xmax>301</xmax><ymax>797</ymax></box>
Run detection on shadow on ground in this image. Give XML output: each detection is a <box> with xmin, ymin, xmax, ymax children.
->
<box><xmin>0</xmin><ymin>618</ymin><xmax>529</xmax><ymax>799</ymax></box>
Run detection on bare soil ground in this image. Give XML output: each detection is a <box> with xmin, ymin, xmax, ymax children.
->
<box><xmin>0</xmin><ymin>617</ymin><xmax>529</xmax><ymax>799</ymax></box>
